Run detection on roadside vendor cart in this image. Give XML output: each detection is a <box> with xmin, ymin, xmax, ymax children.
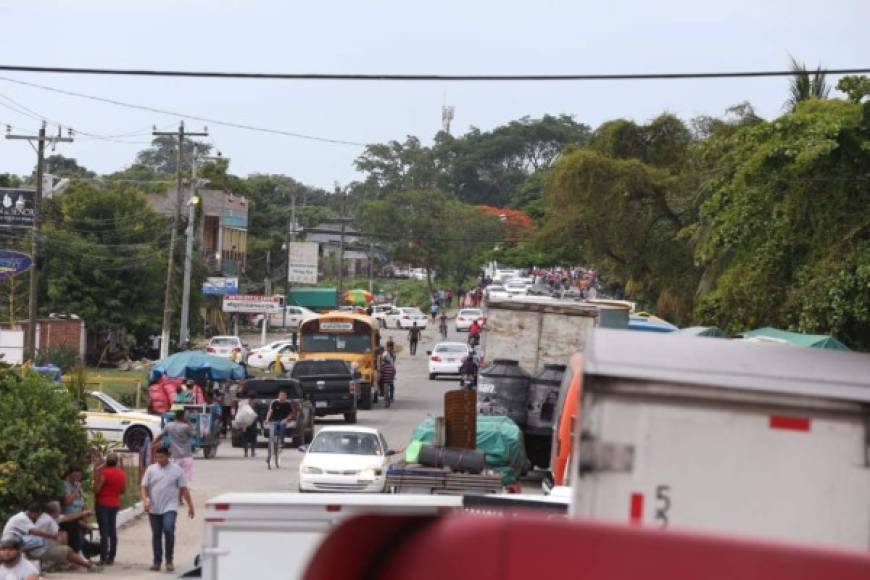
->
<box><xmin>161</xmin><ymin>403</ymin><xmax>222</xmax><ymax>459</ymax></box>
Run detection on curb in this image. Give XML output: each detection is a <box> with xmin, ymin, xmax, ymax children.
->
<box><xmin>117</xmin><ymin>501</ymin><xmax>144</xmax><ymax>528</ymax></box>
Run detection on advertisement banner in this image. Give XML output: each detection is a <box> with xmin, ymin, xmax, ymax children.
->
<box><xmin>203</xmin><ymin>277</ymin><xmax>239</xmax><ymax>296</ymax></box>
<box><xmin>287</xmin><ymin>241</ymin><xmax>319</xmax><ymax>284</ymax></box>
<box><xmin>0</xmin><ymin>250</ymin><xmax>33</xmax><ymax>280</ymax></box>
<box><xmin>222</xmin><ymin>295</ymin><xmax>282</xmax><ymax>313</ymax></box>
<box><xmin>0</xmin><ymin>188</ymin><xmax>35</xmax><ymax>227</ymax></box>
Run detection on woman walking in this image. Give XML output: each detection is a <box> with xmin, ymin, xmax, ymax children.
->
<box><xmin>94</xmin><ymin>453</ymin><xmax>126</xmax><ymax>565</ymax></box>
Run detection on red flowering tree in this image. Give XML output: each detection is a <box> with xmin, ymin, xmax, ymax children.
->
<box><xmin>475</xmin><ymin>206</ymin><xmax>534</xmax><ymax>242</ymax></box>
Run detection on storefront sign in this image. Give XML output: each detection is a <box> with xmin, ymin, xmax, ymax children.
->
<box><xmin>288</xmin><ymin>241</ymin><xmax>319</xmax><ymax>283</ymax></box>
<box><xmin>203</xmin><ymin>277</ymin><xmax>239</xmax><ymax>296</ymax></box>
<box><xmin>222</xmin><ymin>295</ymin><xmax>282</xmax><ymax>313</ymax></box>
<box><xmin>0</xmin><ymin>188</ymin><xmax>35</xmax><ymax>227</ymax></box>
<box><xmin>0</xmin><ymin>250</ymin><xmax>33</xmax><ymax>279</ymax></box>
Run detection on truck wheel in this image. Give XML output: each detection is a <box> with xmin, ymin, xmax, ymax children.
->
<box><xmin>344</xmin><ymin>412</ymin><xmax>357</xmax><ymax>424</ymax></box>
<box><xmin>124</xmin><ymin>427</ymin><xmax>151</xmax><ymax>452</ymax></box>
<box><xmin>358</xmin><ymin>385</ymin><xmax>372</xmax><ymax>410</ymax></box>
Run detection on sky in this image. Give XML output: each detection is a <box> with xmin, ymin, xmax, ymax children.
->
<box><xmin>0</xmin><ymin>0</ymin><xmax>868</xmax><ymax>190</ymax></box>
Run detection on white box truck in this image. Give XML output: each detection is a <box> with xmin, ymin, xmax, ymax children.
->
<box><xmin>198</xmin><ymin>492</ymin><xmax>567</xmax><ymax>579</ymax></box>
<box><xmin>568</xmin><ymin>329</ymin><xmax>870</xmax><ymax>549</ymax></box>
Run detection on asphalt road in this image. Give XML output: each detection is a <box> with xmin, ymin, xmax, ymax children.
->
<box><xmin>53</xmin><ymin>319</ymin><xmax>467</xmax><ymax>578</ymax></box>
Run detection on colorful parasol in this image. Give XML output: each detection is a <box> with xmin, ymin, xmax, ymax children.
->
<box><xmin>342</xmin><ymin>289</ymin><xmax>374</xmax><ymax>305</ymax></box>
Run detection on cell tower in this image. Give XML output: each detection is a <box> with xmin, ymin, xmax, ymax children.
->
<box><xmin>441</xmin><ymin>105</ymin><xmax>455</xmax><ymax>134</ymax></box>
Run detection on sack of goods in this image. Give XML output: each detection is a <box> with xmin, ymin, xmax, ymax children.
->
<box><xmin>232</xmin><ymin>402</ymin><xmax>257</xmax><ymax>429</ymax></box>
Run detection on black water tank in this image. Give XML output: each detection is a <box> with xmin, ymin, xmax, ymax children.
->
<box><xmin>526</xmin><ymin>364</ymin><xmax>566</xmax><ymax>435</ymax></box>
<box><xmin>477</xmin><ymin>359</ymin><xmax>531</xmax><ymax>426</ymax></box>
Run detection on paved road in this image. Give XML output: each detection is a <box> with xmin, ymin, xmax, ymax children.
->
<box><xmin>53</xmin><ymin>320</ymin><xmax>467</xmax><ymax>577</ymax></box>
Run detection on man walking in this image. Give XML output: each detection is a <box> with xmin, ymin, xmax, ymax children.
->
<box><xmin>408</xmin><ymin>322</ymin><xmax>421</xmax><ymax>356</ymax></box>
<box><xmin>140</xmin><ymin>447</ymin><xmax>194</xmax><ymax>573</ymax></box>
<box><xmin>161</xmin><ymin>409</ymin><xmax>195</xmax><ymax>484</ymax></box>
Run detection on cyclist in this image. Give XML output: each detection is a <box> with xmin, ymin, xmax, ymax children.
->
<box><xmin>438</xmin><ymin>312</ymin><xmax>448</xmax><ymax>339</ymax></box>
<box><xmin>263</xmin><ymin>389</ymin><xmax>292</xmax><ymax>470</ymax></box>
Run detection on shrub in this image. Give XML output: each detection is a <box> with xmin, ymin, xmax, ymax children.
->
<box><xmin>0</xmin><ymin>367</ymin><xmax>88</xmax><ymax>522</ymax></box>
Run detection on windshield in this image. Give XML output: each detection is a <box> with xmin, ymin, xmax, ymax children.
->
<box><xmin>300</xmin><ymin>332</ymin><xmax>372</xmax><ymax>353</ymax></box>
<box><xmin>309</xmin><ymin>431</ymin><xmax>383</xmax><ymax>455</ymax></box>
<box><xmin>460</xmin><ymin>310</ymin><xmax>482</xmax><ymax>317</ymax></box>
<box><xmin>404</xmin><ymin>308</ymin><xmax>423</xmax><ymax>315</ymax></box>
<box><xmin>94</xmin><ymin>392</ymin><xmax>129</xmax><ymax>413</ymax></box>
<box><xmin>210</xmin><ymin>338</ymin><xmax>240</xmax><ymax>347</ymax></box>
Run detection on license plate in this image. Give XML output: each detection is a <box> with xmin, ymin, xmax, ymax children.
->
<box><xmin>447</xmin><ymin>359</ymin><xmax>456</xmax><ymax>363</ymax></box>
<box><xmin>315</xmin><ymin>401</ymin><xmax>328</xmax><ymax>408</ymax></box>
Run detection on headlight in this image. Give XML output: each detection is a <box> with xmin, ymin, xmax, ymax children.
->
<box><xmin>358</xmin><ymin>468</ymin><xmax>382</xmax><ymax>479</ymax></box>
<box><xmin>301</xmin><ymin>465</ymin><xmax>323</xmax><ymax>474</ymax></box>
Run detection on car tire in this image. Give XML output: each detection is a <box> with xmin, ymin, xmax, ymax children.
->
<box><xmin>429</xmin><ymin>373</ymin><xmax>436</xmax><ymax>380</ymax></box>
<box><xmin>267</xmin><ymin>362</ymin><xmax>276</xmax><ymax>374</ymax></box>
<box><xmin>124</xmin><ymin>426</ymin><xmax>151</xmax><ymax>452</ymax></box>
<box><xmin>344</xmin><ymin>411</ymin><xmax>357</xmax><ymax>424</ymax></box>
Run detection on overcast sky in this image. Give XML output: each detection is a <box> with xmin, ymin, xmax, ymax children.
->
<box><xmin>0</xmin><ymin>0</ymin><xmax>867</xmax><ymax>190</ymax></box>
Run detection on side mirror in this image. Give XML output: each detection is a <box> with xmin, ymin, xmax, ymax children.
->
<box><xmin>386</xmin><ymin>449</ymin><xmax>397</xmax><ymax>456</ymax></box>
<box><xmin>297</xmin><ymin>446</ymin><xmax>307</xmax><ymax>453</ymax></box>
<box><xmin>426</xmin><ymin>351</ymin><xmax>432</xmax><ymax>355</ymax></box>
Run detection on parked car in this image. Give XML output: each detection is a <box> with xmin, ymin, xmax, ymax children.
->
<box><xmin>206</xmin><ymin>335</ymin><xmax>248</xmax><ymax>362</ymax></box>
<box><xmin>246</xmin><ymin>341</ymin><xmax>298</xmax><ymax>372</ymax></box>
<box><xmin>427</xmin><ymin>342</ymin><xmax>470</xmax><ymax>379</ymax></box>
<box><xmin>298</xmin><ymin>426</ymin><xmax>396</xmax><ymax>493</ymax></box>
<box><xmin>455</xmin><ymin>308</ymin><xmax>484</xmax><ymax>332</ymax></box>
<box><xmin>386</xmin><ymin>307</ymin><xmax>428</xmax><ymax>329</ymax></box>
<box><xmin>288</xmin><ymin>359</ymin><xmax>358</xmax><ymax>423</ymax></box>
<box><xmin>232</xmin><ymin>378</ymin><xmax>314</xmax><ymax>447</ymax></box>
<box><xmin>371</xmin><ymin>304</ymin><xmax>395</xmax><ymax>328</ymax></box>
<box><xmin>82</xmin><ymin>390</ymin><xmax>162</xmax><ymax>452</ymax></box>
<box><xmin>485</xmin><ymin>285</ymin><xmax>510</xmax><ymax>300</ymax></box>
<box><xmin>252</xmin><ymin>306</ymin><xmax>317</xmax><ymax>330</ymax></box>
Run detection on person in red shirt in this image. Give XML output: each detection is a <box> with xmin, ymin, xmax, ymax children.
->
<box><xmin>94</xmin><ymin>454</ymin><xmax>127</xmax><ymax>565</ymax></box>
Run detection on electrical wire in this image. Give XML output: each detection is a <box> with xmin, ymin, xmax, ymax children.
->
<box><xmin>2</xmin><ymin>64</ymin><xmax>870</xmax><ymax>81</ymax></box>
<box><xmin>0</xmin><ymin>76</ymin><xmax>366</xmax><ymax>147</ymax></box>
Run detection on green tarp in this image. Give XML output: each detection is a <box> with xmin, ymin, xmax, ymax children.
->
<box><xmin>410</xmin><ymin>415</ymin><xmax>530</xmax><ymax>484</ymax></box>
<box><xmin>741</xmin><ymin>327</ymin><xmax>849</xmax><ymax>351</ymax></box>
<box><xmin>674</xmin><ymin>326</ymin><xmax>727</xmax><ymax>338</ymax></box>
<box><xmin>288</xmin><ymin>287</ymin><xmax>337</xmax><ymax>310</ymax></box>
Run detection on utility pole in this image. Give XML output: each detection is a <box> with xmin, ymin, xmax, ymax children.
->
<box><xmin>178</xmin><ymin>157</ymin><xmax>199</xmax><ymax>349</ymax></box>
<box><xmin>153</xmin><ymin>121</ymin><xmax>208</xmax><ymax>359</ymax></box>
<box><xmin>261</xmin><ymin>250</ymin><xmax>271</xmax><ymax>346</ymax></box>
<box><xmin>282</xmin><ymin>191</ymin><xmax>297</xmax><ymax>329</ymax></box>
<box><xmin>6</xmin><ymin>122</ymin><xmax>73</xmax><ymax>360</ymax></box>
<box><xmin>337</xmin><ymin>186</ymin><xmax>347</xmax><ymax>295</ymax></box>
<box><xmin>368</xmin><ymin>241</ymin><xmax>374</xmax><ymax>293</ymax></box>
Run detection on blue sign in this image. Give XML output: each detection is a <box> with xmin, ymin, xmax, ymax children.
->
<box><xmin>0</xmin><ymin>250</ymin><xmax>32</xmax><ymax>280</ymax></box>
<box><xmin>203</xmin><ymin>277</ymin><xmax>239</xmax><ymax>296</ymax></box>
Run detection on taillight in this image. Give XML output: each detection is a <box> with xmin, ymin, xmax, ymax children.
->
<box><xmin>206</xmin><ymin>347</ymin><xmax>215</xmax><ymax>353</ymax></box>
<box><xmin>349</xmin><ymin>381</ymin><xmax>357</xmax><ymax>395</ymax></box>
<box><xmin>213</xmin><ymin>503</ymin><xmax>230</xmax><ymax>511</ymax></box>
<box><xmin>292</xmin><ymin>400</ymin><xmax>301</xmax><ymax>415</ymax></box>
<box><xmin>232</xmin><ymin>347</ymin><xmax>241</xmax><ymax>353</ymax></box>
<box><xmin>431</xmin><ymin>356</ymin><xmax>442</xmax><ymax>362</ymax></box>
<box><xmin>458</xmin><ymin>317</ymin><xmax>465</xmax><ymax>322</ymax></box>
<box><xmin>403</xmin><ymin>315</ymin><xmax>410</xmax><ymax>319</ymax></box>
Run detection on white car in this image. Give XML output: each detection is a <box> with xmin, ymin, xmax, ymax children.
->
<box><xmin>386</xmin><ymin>307</ymin><xmax>428</xmax><ymax>329</ymax></box>
<box><xmin>494</xmin><ymin>269</ymin><xmax>520</xmax><ymax>283</ymax></box>
<box><xmin>371</xmin><ymin>304</ymin><xmax>395</xmax><ymax>328</ymax></box>
<box><xmin>504</xmin><ymin>278</ymin><xmax>532</xmax><ymax>295</ymax></box>
<box><xmin>485</xmin><ymin>285</ymin><xmax>510</xmax><ymax>300</ymax></box>
<box><xmin>427</xmin><ymin>342</ymin><xmax>470</xmax><ymax>379</ymax></box>
<box><xmin>455</xmin><ymin>308</ymin><xmax>484</xmax><ymax>332</ymax></box>
<box><xmin>246</xmin><ymin>340</ymin><xmax>298</xmax><ymax>372</ymax></box>
<box><xmin>298</xmin><ymin>426</ymin><xmax>396</xmax><ymax>493</ymax></box>
<box><xmin>206</xmin><ymin>335</ymin><xmax>248</xmax><ymax>362</ymax></box>
<box><xmin>253</xmin><ymin>306</ymin><xmax>317</xmax><ymax>330</ymax></box>
<box><xmin>82</xmin><ymin>390</ymin><xmax>162</xmax><ymax>452</ymax></box>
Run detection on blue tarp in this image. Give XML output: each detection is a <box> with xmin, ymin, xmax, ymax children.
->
<box><xmin>150</xmin><ymin>351</ymin><xmax>246</xmax><ymax>382</ymax></box>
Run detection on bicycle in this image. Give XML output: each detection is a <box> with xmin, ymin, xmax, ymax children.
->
<box><xmin>265</xmin><ymin>421</ymin><xmax>286</xmax><ymax>469</ymax></box>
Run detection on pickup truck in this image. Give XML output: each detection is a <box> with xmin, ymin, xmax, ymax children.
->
<box><xmin>232</xmin><ymin>378</ymin><xmax>314</xmax><ymax>447</ymax></box>
<box><xmin>288</xmin><ymin>359</ymin><xmax>358</xmax><ymax>423</ymax></box>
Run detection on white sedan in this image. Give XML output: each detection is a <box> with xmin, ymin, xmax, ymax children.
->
<box><xmin>298</xmin><ymin>426</ymin><xmax>396</xmax><ymax>493</ymax></box>
<box><xmin>246</xmin><ymin>340</ymin><xmax>297</xmax><ymax>371</ymax></box>
<box><xmin>485</xmin><ymin>285</ymin><xmax>510</xmax><ymax>300</ymax></box>
<box><xmin>82</xmin><ymin>391</ymin><xmax>162</xmax><ymax>452</ymax></box>
<box><xmin>386</xmin><ymin>307</ymin><xmax>429</xmax><ymax>329</ymax></box>
<box><xmin>253</xmin><ymin>306</ymin><xmax>317</xmax><ymax>330</ymax></box>
<box><xmin>455</xmin><ymin>308</ymin><xmax>484</xmax><ymax>332</ymax></box>
<box><xmin>206</xmin><ymin>335</ymin><xmax>248</xmax><ymax>362</ymax></box>
<box><xmin>504</xmin><ymin>278</ymin><xmax>531</xmax><ymax>295</ymax></box>
<box><xmin>428</xmin><ymin>342</ymin><xmax>470</xmax><ymax>379</ymax></box>
<box><xmin>371</xmin><ymin>304</ymin><xmax>395</xmax><ymax>328</ymax></box>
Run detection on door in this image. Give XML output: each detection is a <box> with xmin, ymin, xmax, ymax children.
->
<box><xmin>83</xmin><ymin>393</ymin><xmax>124</xmax><ymax>443</ymax></box>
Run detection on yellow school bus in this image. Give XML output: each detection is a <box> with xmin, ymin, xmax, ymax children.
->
<box><xmin>297</xmin><ymin>312</ymin><xmax>380</xmax><ymax>409</ymax></box>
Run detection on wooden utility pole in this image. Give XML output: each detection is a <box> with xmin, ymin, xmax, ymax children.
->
<box><xmin>6</xmin><ymin>122</ymin><xmax>73</xmax><ymax>360</ymax></box>
<box><xmin>282</xmin><ymin>190</ymin><xmax>297</xmax><ymax>329</ymax></box>
<box><xmin>152</xmin><ymin>122</ymin><xmax>208</xmax><ymax>359</ymax></box>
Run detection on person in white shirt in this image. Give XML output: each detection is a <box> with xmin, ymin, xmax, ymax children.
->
<box><xmin>30</xmin><ymin>502</ymin><xmax>98</xmax><ymax>572</ymax></box>
<box><xmin>0</xmin><ymin>535</ymin><xmax>38</xmax><ymax>580</ymax></box>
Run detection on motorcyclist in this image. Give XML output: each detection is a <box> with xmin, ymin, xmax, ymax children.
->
<box><xmin>459</xmin><ymin>348</ymin><xmax>479</xmax><ymax>389</ymax></box>
<box><xmin>468</xmin><ymin>319</ymin><xmax>482</xmax><ymax>348</ymax></box>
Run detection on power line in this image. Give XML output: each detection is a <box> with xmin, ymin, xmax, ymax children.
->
<box><xmin>0</xmin><ymin>76</ymin><xmax>366</xmax><ymax>147</ymax></box>
<box><xmin>1</xmin><ymin>64</ymin><xmax>869</xmax><ymax>81</ymax></box>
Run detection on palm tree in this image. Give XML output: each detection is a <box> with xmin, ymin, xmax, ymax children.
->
<box><xmin>785</xmin><ymin>57</ymin><xmax>831</xmax><ymax>110</ymax></box>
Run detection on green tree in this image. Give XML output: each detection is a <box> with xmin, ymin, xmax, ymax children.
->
<box><xmin>694</xmin><ymin>96</ymin><xmax>870</xmax><ymax>348</ymax></box>
<box><xmin>41</xmin><ymin>183</ymin><xmax>168</xmax><ymax>340</ymax></box>
<box><xmin>785</xmin><ymin>57</ymin><xmax>830</xmax><ymax>111</ymax></box>
<box><xmin>136</xmin><ymin>135</ymin><xmax>212</xmax><ymax>175</ymax></box>
<box><xmin>836</xmin><ymin>75</ymin><xmax>870</xmax><ymax>103</ymax></box>
<box><xmin>0</xmin><ymin>367</ymin><xmax>88</xmax><ymax>522</ymax></box>
<box><xmin>0</xmin><ymin>174</ymin><xmax>22</xmax><ymax>188</ymax></box>
<box><xmin>42</xmin><ymin>155</ymin><xmax>95</xmax><ymax>179</ymax></box>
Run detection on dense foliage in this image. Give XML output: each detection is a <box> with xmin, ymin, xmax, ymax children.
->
<box><xmin>0</xmin><ymin>367</ymin><xmax>88</xmax><ymax>523</ymax></box>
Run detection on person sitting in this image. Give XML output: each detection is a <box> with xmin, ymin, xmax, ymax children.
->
<box><xmin>30</xmin><ymin>501</ymin><xmax>99</xmax><ymax>573</ymax></box>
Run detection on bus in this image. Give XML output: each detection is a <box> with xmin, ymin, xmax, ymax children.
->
<box><xmin>297</xmin><ymin>312</ymin><xmax>379</xmax><ymax>409</ymax></box>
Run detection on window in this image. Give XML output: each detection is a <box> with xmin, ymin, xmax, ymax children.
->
<box><xmin>309</xmin><ymin>432</ymin><xmax>382</xmax><ymax>455</ymax></box>
<box><xmin>210</xmin><ymin>338</ymin><xmax>240</xmax><ymax>347</ymax></box>
<box><xmin>435</xmin><ymin>344</ymin><xmax>467</xmax><ymax>354</ymax></box>
<box><xmin>300</xmin><ymin>333</ymin><xmax>372</xmax><ymax>354</ymax></box>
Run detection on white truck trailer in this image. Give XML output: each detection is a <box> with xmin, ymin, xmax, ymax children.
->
<box><xmin>570</xmin><ymin>329</ymin><xmax>870</xmax><ymax>549</ymax></box>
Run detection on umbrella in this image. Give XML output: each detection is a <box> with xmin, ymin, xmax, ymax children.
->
<box><xmin>150</xmin><ymin>351</ymin><xmax>247</xmax><ymax>383</ymax></box>
<box><xmin>342</xmin><ymin>289</ymin><xmax>374</xmax><ymax>306</ymax></box>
